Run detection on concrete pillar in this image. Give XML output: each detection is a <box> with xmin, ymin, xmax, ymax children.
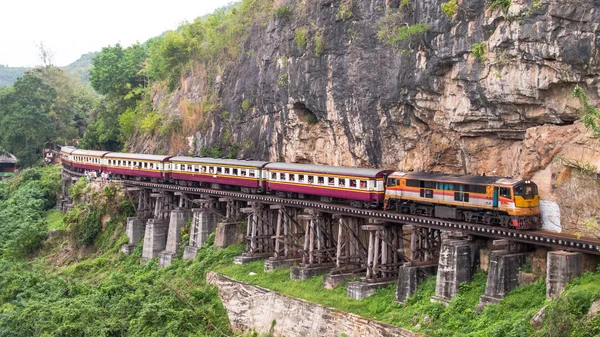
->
<box><xmin>214</xmin><ymin>221</ymin><xmax>244</xmax><ymax>249</ymax></box>
<box><xmin>158</xmin><ymin>209</ymin><xmax>192</xmax><ymax>268</ymax></box>
<box><xmin>432</xmin><ymin>238</ymin><xmax>480</xmax><ymax>304</ymax></box>
<box><xmin>120</xmin><ymin>217</ymin><xmax>147</xmax><ymax>256</ymax></box>
<box><xmin>183</xmin><ymin>209</ymin><xmax>218</xmax><ymax>260</ymax></box>
<box><xmin>396</xmin><ymin>265</ymin><xmax>436</xmax><ymax>303</ymax></box>
<box><xmin>141</xmin><ymin>219</ymin><xmax>168</xmax><ymax>262</ymax></box>
<box><xmin>477</xmin><ymin>250</ymin><xmax>528</xmax><ymax>311</ymax></box>
<box><xmin>546</xmin><ymin>251</ymin><xmax>583</xmax><ymax>300</ymax></box>
<box><xmin>165</xmin><ymin>209</ymin><xmax>190</xmax><ymax>253</ymax></box>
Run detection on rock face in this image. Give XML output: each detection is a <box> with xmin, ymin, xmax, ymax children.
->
<box><xmin>206</xmin><ymin>271</ymin><xmax>420</xmax><ymax>337</ymax></box>
<box><xmin>142</xmin><ymin>0</ymin><xmax>600</xmax><ymax>232</ymax></box>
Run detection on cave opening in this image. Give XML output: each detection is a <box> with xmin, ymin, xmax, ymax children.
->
<box><xmin>293</xmin><ymin>102</ymin><xmax>318</xmax><ymax>124</ymax></box>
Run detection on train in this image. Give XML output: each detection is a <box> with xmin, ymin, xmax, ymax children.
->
<box><xmin>60</xmin><ymin>146</ymin><xmax>542</xmax><ymax>230</ymax></box>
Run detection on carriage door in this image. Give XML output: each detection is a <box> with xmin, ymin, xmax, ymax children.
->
<box><xmin>493</xmin><ymin>187</ymin><xmax>499</xmax><ymax>208</ymax></box>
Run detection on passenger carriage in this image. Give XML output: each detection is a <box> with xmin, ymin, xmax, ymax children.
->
<box><xmin>264</xmin><ymin>163</ymin><xmax>393</xmax><ymax>208</ymax></box>
<box><xmin>170</xmin><ymin>157</ymin><xmax>269</xmax><ymax>193</ymax></box>
<box><xmin>69</xmin><ymin>149</ymin><xmax>109</xmax><ymax>172</ymax></box>
<box><xmin>384</xmin><ymin>172</ymin><xmax>541</xmax><ymax>229</ymax></box>
<box><xmin>104</xmin><ymin>152</ymin><xmax>173</xmax><ymax>181</ymax></box>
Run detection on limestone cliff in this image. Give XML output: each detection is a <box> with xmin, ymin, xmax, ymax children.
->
<box><xmin>136</xmin><ymin>0</ymin><xmax>600</xmax><ymax>232</ymax></box>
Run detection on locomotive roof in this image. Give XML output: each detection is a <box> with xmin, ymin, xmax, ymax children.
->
<box><xmin>170</xmin><ymin>156</ymin><xmax>268</xmax><ymax>168</ymax></box>
<box><xmin>0</xmin><ymin>153</ymin><xmax>16</xmax><ymax>164</ymax></box>
<box><xmin>389</xmin><ymin>171</ymin><xmax>521</xmax><ymax>186</ymax></box>
<box><xmin>105</xmin><ymin>152</ymin><xmax>173</xmax><ymax>161</ymax></box>
<box><xmin>265</xmin><ymin>162</ymin><xmax>392</xmax><ymax>178</ymax></box>
<box><xmin>71</xmin><ymin>149</ymin><xmax>110</xmax><ymax>157</ymax></box>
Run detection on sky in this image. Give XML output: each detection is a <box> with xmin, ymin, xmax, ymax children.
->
<box><xmin>0</xmin><ymin>0</ymin><xmax>236</xmax><ymax>67</ymax></box>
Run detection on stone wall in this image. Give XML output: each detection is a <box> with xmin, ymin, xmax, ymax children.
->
<box><xmin>206</xmin><ymin>272</ymin><xmax>420</xmax><ymax>337</ymax></box>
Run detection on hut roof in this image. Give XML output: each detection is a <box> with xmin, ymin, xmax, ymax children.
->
<box><xmin>0</xmin><ymin>153</ymin><xmax>17</xmax><ymax>164</ymax></box>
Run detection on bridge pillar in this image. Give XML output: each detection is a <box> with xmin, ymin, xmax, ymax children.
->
<box><xmin>234</xmin><ymin>202</ymin><xmax>278</xmax><ymax>264</ymax></box>
<box><xmin>546</xmin><ymin>251</ymin><xmax>584</xmax><ymax>300</ymax></box>
<box><xmin>396</xmin><ymin>264</ymin><xmax>437</xmax><ymax>303</ymax></box>
<box><xmin>120</xmin><ymin>217</ymin><xmax>148</xmax><ymax>256</ymax></box>
<box><xmin>290</xmin><ymin>210</ymin><xmax>337</xmax><ymax>280</ymax></box>
<box><xmin>214</xmin><ymin>198</ymin><xmax>246</xmax><ymax>249</ymax></box>
<box><xmin>57</xmin><ymin>174</ymin><xmax>74</xmax><ymax>212</ymax></box>
<box><xmin>477</xmin><ymin>250</ymin><xmax>528</xmax><ymax>311</ymax></box>
<box><xmin>140</xmin><ymin>218</ymin><xmax>169</xmax><ymax>263</ymax></box>
<box><xmin>431</xmin><ymin>237</ymin><xmax>480</xmax><ymax>305</ymax></box>
<box><xmin>323</xmin><ymin>216</ymin><xmax>369</xmax><ymax>289</ymax></box>
<box><xmin>158</xmin><ymin>208</ymin><xmax>193</xmax><ymax>268</ymax></box>
<box><xmin>264</xmin><ymin>205</ymin><xmax>304</xmax><ymax>271</ymax></box>
<box><xmin>183</xmin><ymin>201</ymin><xmax>225</xmax><ymax>260</ymax></box>
<box><xmin>347</xmin><ymin>222</ymin><xmax>405</xmax><ymax>300</ymax></box>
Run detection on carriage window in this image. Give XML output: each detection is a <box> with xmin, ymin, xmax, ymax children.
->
<box><xmin>328</xmin><ymin>177</ymin><xmax>335</xmax><ymax>185</ymax></box>
<box><xmin>424</xmin><ymin>181</ymin><xmax>436</xmax><ymax>189</ymax></box>
<box><xmin>224</xmin><ymin>167</ymin><xmax>230</xmax><ymax>174</ymax></box>
<box><xmin>272</xmin><ymin>172</ymin><xmax>277</xmax><ymax>179</ymax></box>
<box><xmin>217</xmin><ymin>167</ymin><xmax>222</xmax><ymax>173</ymax></box>
<box><xmin>289</xmin><ymin>174</ymin><xmax>295</xmax><ymax>182</ymax></box>
<box><xmin>249</xmin><ymin>170</ymin><xmax>255</xmax><ymax>177</ymax></box>
<box><xmin>241</xmin><ymin>169</ymin><xmax>247</xmax><ymax>176</ymax></box>
<box><xmin>201</xmin><ymin>166</ymin><xmax>207</xmax><ymax>173</ymax></box>
<box><xmin>233</xmin><ymin>168</ymin><xmax>238</xmax><ymax>175</ymax></box>
<box><xmin>194</xmin><ymin>165</ymin><xmax>200</xmax><ymax>172</ymax></box>
<box><xmin>308</xmin><ymin>176</ymin><xmax>314</xmax><ymax>184</ymax></box>
<box><xmin>359</xmin><ymin>180</ymin><xmax>367</xmax><ymax>189</ymax></box>
<box><xmin>280</xmin><ymin>173</ymin><xmax>286</xmax><ymax>181</ymax></box>
<box><xmin>209</xmin><ymin>166</ymin><xmax>215</xmax><ymax>173</ymax></box>
<box><xmin>298</xmin><ymin>174</ymin><xmax>305</xmax><ymax>183</ymax></box>
<box><xmin>181</xmin><ymin>165</ymin><xmax>187</xmax><ymax>171</ymax></box>
<box><xmin>339</xmin><ymin>178</ymin><xmax>346</xmax><ymax>187</ymax></box>
<box><xmin>350</xmin><ymin>179</ymin><xmax>357</xmax><ymax>188</ymax></box>
<box><xmin>150</xmin><ymin>163</ymin><xmax>155</xmax><ymax>169</ymax></box>
<box><xmin>318</xmin><ymin>176</ymin><xmax>324</xmax><ymax>185</ymax></box>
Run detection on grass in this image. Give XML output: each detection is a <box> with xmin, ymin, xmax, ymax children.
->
<box><xmin>216</xmin><ymin>263</ymin><xmax>555</xmax><ymax>336</ymax></box>
<box><xmin>45</xmin><ymin>209</ymin><xmax>66</xmax><ymax>230</ymax></box>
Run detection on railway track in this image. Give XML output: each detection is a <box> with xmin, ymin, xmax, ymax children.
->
<box><xmin>62</xmin><ymin>168</ymin><xmax>600</xmax><ymax>255</ymax></box>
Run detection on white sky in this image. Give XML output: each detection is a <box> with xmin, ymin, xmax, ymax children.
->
<box><xmin>0</xmin><ymin>0</ymin><xmax>236</xmax><ymax>67</ymax></box>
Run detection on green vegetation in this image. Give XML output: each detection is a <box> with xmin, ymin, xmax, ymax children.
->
<box><xmin>0</xmin><ymin>166</ymin><xmax>60</xmax><ymax>258</ymax></box>
<box><xmin>0</xmin><ymin>166</ymin><xmax>245</xmax><ymax>336</ymax></box>
<box><xmin>336</xmin><ymin>0</ymin><xmax>354</xmax><ymax>21</ymax></box>
<box><xmin>241</xmin><ymin>99</ymin><xmax>252</xmax><ymax>110</ymax></box>
<box><xmin>0</xmin><ymin>67</ymin><xmax>98</xmax><ymax>166</ymax></box>
<box><xmin>307</xmin><ymin>113</ymin><xmax>318</xmax><ymax>124</ymax></box>
<box><xmin>441</xmin><ymin>0</ymin><xmax>459</xmax><ymax>18</ymax></box>
<box><xmin>471</xmin><ymin>42</ymin><xmax>487</xmax><ymax>62</ymax></box>
<box><xmin>489</xmin><ymin>0</ymin><xmax>511</xmax><ymax>12</ymax></box>
<box><xmin>377</xmin><ymin>14</ymin><xmax>430</xmax><ymax>48</ymax></box>
<box><xmin>295</xmin><ymin>29</ymin><xmax>308</xmax><ymax>49</ymax></box>
<box><xmin>274</xmin><ymin>4</ymin><xmax>293</xmax><ymax>22</ymax></box>
<box><xmin>315</xmin><ymin>32</ymin><xmax>325</xmax><ymax>57</ymax></box>
<box><xmin>573</xmin><ymin>85</ymin><xmax>600</xmax><ymax>138</ymax></box>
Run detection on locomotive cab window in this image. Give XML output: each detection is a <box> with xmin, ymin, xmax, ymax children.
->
<box><xmin>424</xmin><ymin>181</ymin><xmax>436</xmax><ymax>189</ymax></box>
<box><xmin>387</xmin><ymin>178</ymin><xmax>396</xmax><ymax>186</ymax></box>
<box><xmin>499</xmin><ymin>188</ymin><xmax>511</xmax><ymax>198</ymax></box>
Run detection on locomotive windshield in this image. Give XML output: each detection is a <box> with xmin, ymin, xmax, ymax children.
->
<box><xmin>513</xmin><ymin>182</ymin><xmax>538</xmax><ymax>199</ymax></box>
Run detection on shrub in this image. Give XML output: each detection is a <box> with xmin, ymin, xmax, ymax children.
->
<box><xmin>489</xmin><ymin>0</ymin><xmax>511</xmax><ymax>12</ymax></box>
<box><xmin>140</xmin><ymin>112</ymin><xmax>162</xmax><ymax>134</ymax></box>
<box><xmin>274</xmin><ymin>4</ymin><xmax>293</xmax><ymax>21</ymax></box>
<box><xmin>378</xmin><ymin>21</ymin><xmax>430</xmax><ymax>47</ymax></box>
<box><xmin>295</xmin><ymin>29</ymin><xmax>307</xmax><ymax>49</ymax></box>
<box><xmin>441</xmin><ymin>0</ymin><xmax>459</xmax><ymax>18</ymax></box>
<box><xmin>241</xmin><ymin>99</ymin><xmax>251</xmax><ymax>110</ymax></box>
<box><xmin>471</xmin><ymin>42</ymin><xmax>486</xmax><ymax>62</ymax></box>
<box><xmin>336</xmin><ymin>0</ymin><xmax>354</xmax><ymax>21</ymax></box>
<box><xmin>314</xmin><ymin>32</ymin><xmax>324</xmax><ymax>57</ymax></box>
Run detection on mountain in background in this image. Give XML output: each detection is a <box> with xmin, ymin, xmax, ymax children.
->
<box><xmin>0</xmin><ymin>52</ymin><xmax>97</xmax><ymax>87</ymax></box>
<box><xmin>0</xmin><ymin>65</ymin><xmax>27</xmax><ymax>87</ymax></box>
<box><xmin>62</xmin><ymin>52</ymin><xmax>97</xmax><ymax>83</ymax></box>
